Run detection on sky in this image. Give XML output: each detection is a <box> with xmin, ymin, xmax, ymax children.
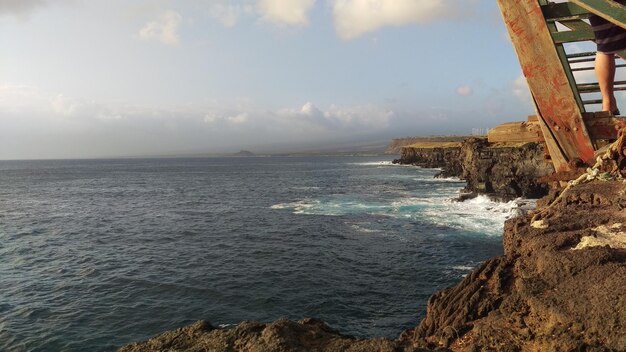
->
<box><xmin>0</xmin><ymin>0</ymin><xmax>586</xmax><ymax>159</ymax></box>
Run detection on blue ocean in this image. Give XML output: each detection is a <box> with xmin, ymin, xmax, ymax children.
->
<box><xmin>0</xmin><ymin>156</ymin><xmax>522</xmax><ymax>351</ymax></box>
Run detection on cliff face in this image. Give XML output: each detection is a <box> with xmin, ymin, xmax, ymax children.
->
<box><xmin>458</xmin><ymin>138</ymin><xmax>554</xmax><ymax>199</ymax></box>
<box><xmin>396</xmin><ymin>146</ymin><xmax>462</xmax><ymax>177</ymax></box>
<box><xmin>401</xmin><ymin>180</ymin><xmax>626</xmax><ymax>351</ymax></box>
<box><xmin>396</xmin><ymin>138</ymin><xmax>554</xmax><ymax>199</ymax></box>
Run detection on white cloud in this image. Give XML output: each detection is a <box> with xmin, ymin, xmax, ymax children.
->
<box><xmin>0</xmin><ymin>0</ymin><xmax>45</xmax><ymax>17</ymax></box>
<box><xmin>204</xmin><ymin>112</ymin><xmax>249</xmax><ymax>125</ymax></box>
<box><xmin>276</xmin><ymin>102</ymin><xmax>394</xmax><ymax>131</ymax></box>
<box><xmin>51</xmin><ymin>94</ymin><xmax>79</xmax><ymax>116</ymax></box>
<box><xmin>139</xmin><ymin>10</ymin><xmax>183</xmax><ymax>45</ymax></box>
<box><xmin>209</xmin><ymin>2</ymin><xmax>255</xmax><ymax>27</ymax></box>
<box><xmin>257</xmin><ymin>0</ymin><xmax>316</xmax><ymax>26</ymax></box>
<box><xmin>512</xmin><ymin>74</ymin><xmax>531</xmax><ymax>102</ymax></box>
<box><xmin>332</xmin><ymin>0</ymin><xmax>465</xmax><ymax>40</ymax></box>
<box><xmin>0</xmin><ymin>84</ymin><xmax>404</xmax><ymax>158</ymax></box>
<box><xmin>456</xmin><ymin>85</ymin><xmax>473</xmax><ymax>96</ymax></box>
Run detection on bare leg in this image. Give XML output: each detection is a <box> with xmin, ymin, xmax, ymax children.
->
<box><xmin>595</xmin><ymin>52</ymin><xmax>617</xmax><ymax>112</ymax></box>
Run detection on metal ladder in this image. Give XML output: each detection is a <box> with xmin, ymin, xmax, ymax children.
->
<box><xmin>542</xmin><ymin>0</ymin><xmax>626</xmax><ymax>111</ymax></box>
<box><xmin>497</xmin><ymin>0</ymin><xmax>626</xmax><ymax>172</ymax></box>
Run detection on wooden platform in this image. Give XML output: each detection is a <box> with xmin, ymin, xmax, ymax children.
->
<box><xmin>489</xmin><ymin>114</ymin><xmax>626</xmax><ymax>145</ymax></box>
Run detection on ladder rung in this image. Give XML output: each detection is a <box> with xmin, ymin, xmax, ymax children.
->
<box><xmin>578</xmin><ymin>80</ymin><xmax>626</xmax><ymax>88</ymax></box>
<box><xmin>541</xmin><ymin>2</ymin><xmax>590</xmax><ymax>21</ymax></box>
<box><xmin>578</xmin><ymin>86</ymin><xmax>626</xmax><ymax>93</ymax></box>
<box><xmin>583</xmin><ymin>99</ymin><xmax>603</xmax><ymax>105</ymax></box>
<box><xmin>571</xmin><ymin>64</ymin><xmax>626</xmax><ymax>72</ymax></box>
<box><xmin>567</xmin><ymin>51</ymin><xmax>597</xmax><ymax>59</ymax></box>
<box><xmin>569</xmin><ymin>57</ymin><xmax>596</xmax><ymax>64</ymax></box>
<box><xmin>551</xmin><ymin>29</ymin><xmax>594</xmax><ymax>44</ymax></box>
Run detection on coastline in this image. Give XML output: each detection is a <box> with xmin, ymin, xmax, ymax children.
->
<box><xmin>393</xmin><ymin>138</ymin><xmax>554</xmax><ymax>201</ymax></box>
<box><xmin>118</xmin><ymin>145</ymin><xmax>626</xmax><ymax>351</ymax></box>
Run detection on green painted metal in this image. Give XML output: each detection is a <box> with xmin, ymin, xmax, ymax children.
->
<box><xmin>551</xmin><ymin>27</ymin><xmax>594</xmax><ymax>43</ymax></box>
<box><xmin>538</xmin><ymin>0</ymin><xmax>626</xmax><ymax>111</ymax></box>
<box><xmin>542</xmin><ymin>2</ymin><xmax>590</xmax><ymax>20</ymax></box>
<box><xmin>569</xmin><ymin>0</ymin><xmax>626</xmax><ymax>30</ymax></box>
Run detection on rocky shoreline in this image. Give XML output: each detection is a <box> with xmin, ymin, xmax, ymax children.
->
<box><xmin>119</xmin><ymin>140</ymin><xmax>626</xmax><ymax>352</ymax></box>
<box><xmin>394</xmin><ymin>138</ymin><xmax>554</xmax><ymax>200</ymax></box>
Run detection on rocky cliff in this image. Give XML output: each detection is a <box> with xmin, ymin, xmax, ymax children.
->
<box><xmin>395</xmin><ymin>138</ymin><xmax>554</xmax><ymax>199</ymax></box>
<box><xmin>401</xmin><ymin>180</ymin><xmax>626</xmax><ymax>351</ymax></box>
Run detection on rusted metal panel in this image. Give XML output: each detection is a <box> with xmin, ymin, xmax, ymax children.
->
<box><xmin>497</xmin><ymin>0</ymin><xmax>596</xmax><ymax>171</ymax></box>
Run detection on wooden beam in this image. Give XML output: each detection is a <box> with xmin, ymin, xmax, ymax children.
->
<box><xmin>488</xmin><ymin>115</ymin><xmax>626</xmax><ymax>144</ymax></box>
<box><xmin>497</xmin><ymin>0</ymin><xmax>596</xmax><ymax>170</ymax></box>
<box><xmin>488</xmin><ymin>121</ymin><xmax>545</xmax><ymax>143</ymax></box>
<box><xmin>569</xmin><ymin>0</ymin><xmax>626</xmax><ymax>30</ymax></box>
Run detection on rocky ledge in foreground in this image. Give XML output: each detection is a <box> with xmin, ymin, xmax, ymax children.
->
<box><xmin>118</xmin><ymin>318</ymin><xmax>401</xmax><ymax>352</ymax></box>
<box><xmin>402</xmin><ymin>180</ymin><xmax>626</xmax><ymax>351</ymax></box>
<box><xmin>119</xmin><ymin>180</ymin><xmax>626</xmax><ymax>352</ymax></box>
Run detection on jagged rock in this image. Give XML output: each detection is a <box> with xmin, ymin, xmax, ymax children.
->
<box><xmin>401</xmin><ymin>180</ymin><xmax>626</xmax><ymax>351</ymax></box>
<box><xmin>118</xmin><ymin>318</ymin><xmax>403</xmax><ymax>352</ymax></box>
<box><xmin>396</xmin><ymin>138</ymin><xmax>554</xmax><ymax>200</ymax></box>
<box><xmin>394</xmin><ymin>146</ymin><xmax>463</xmax><ymax>178</ymax></box>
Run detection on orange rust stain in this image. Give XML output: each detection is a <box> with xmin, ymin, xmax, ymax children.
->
<box><xmin>551</xmin><ymin>76</ymin><xmax>565</xmax><ymax>90</ymax></box>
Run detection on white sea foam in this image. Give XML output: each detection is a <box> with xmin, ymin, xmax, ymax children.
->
<box><xmin>419</xmin><ymin>195</ymin><xmax>532</xmax><ymax>236</ymax></box>
<box><xmin>271</xmin><ymin>174</ymin><xmax>535</xmax><ymax>237</ymax></box>
<box><xmin>451</xmin><ymin>265</ymin><xmax>477</xmax><ymax>271</ymax></box>
<box><xmin>349</xmin><ymin>161</ymin><xmax>394</xmax><ymax>166</ymax></box>
<box><xmin>270</xmin><ymin>200</ymin><xmax>319</xmax><ymax>214</ymax></box>
<box><xmin>412</xmin><ymin>176</ymin><xmax>464</xmax><ymax>183</ymax></box>
<box><xmin>274</xmin><ymin>194</ymin><xmax>532</xmax><ymax>236</ymax></box>
<box><xmin>349</xmin><ymin>224</ymin><xmax>382</xmax><ymax>233</ymax></box>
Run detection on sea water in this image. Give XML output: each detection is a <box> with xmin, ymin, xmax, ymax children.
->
<box><xmin>0</xmin><ymin>156</ymin><xmax>523</xmax><ymax>351</ymax></box>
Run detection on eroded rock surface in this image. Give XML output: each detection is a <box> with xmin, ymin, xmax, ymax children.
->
<box><xmin>402</xmin><ymin>181</ymin><xmax>626</xmax><ymax>351</ymax></box>
<box><xmin>395</xmin><ymin>138</ymin><xmax>553</xmax><ymax>199</ymax></box>
<box><xmin>118</xmin><ymin>318</ymin><xmax>403</xmax><ymax>352</ymax></box>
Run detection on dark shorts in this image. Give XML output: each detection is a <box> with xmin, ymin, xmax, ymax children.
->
<box><xmin>590</xmin><ymin>0</ymin><xmax>626</xmax><ymax>54</ymax></box>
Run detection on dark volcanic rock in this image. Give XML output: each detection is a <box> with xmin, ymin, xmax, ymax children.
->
<box><xmin>401</xmin><ymin>180</ymin><xmax>626</xmax><ymax>351</ymax></box>
<box><xmin>396</xmin><ymin>138</ymin><xmax>554</xmax><ymax>199</ymax></box>
<box><xmin>394</xmin><ymin>146</ymin><xmax>463</xmax><ymax>178</ymax></box>
<box><xmin>118</xmin><ymin>318</ymin><xmax>404</xmax><ymax>352</ymax></box>
<box><xmin>458</xmin><ymin>138</ymin><xmax>554</xmax><ymax>199</ymax></box>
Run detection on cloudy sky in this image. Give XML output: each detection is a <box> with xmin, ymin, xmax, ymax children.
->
<box><xmin>0</xmin><ymin>0</ymin><xmax>584</xmax><ymax>159</ymax></box>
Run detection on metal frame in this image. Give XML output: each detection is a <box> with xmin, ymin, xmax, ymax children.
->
<box><xmin>497</xmin><ymin>0</ymin><xmax>626</xmax><ymax>172</ymax></box>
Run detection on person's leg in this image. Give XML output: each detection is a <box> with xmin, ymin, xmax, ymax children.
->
<box><xmin>595</xmin><ymin>52</ymin><xmax>617</xmax><ymax>113</ymax></box>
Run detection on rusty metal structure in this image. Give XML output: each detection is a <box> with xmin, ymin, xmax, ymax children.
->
<box><xmin>495</xmin><ymin>0</ymin><xmax>626</xmax><ymax>172</ymax></box>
